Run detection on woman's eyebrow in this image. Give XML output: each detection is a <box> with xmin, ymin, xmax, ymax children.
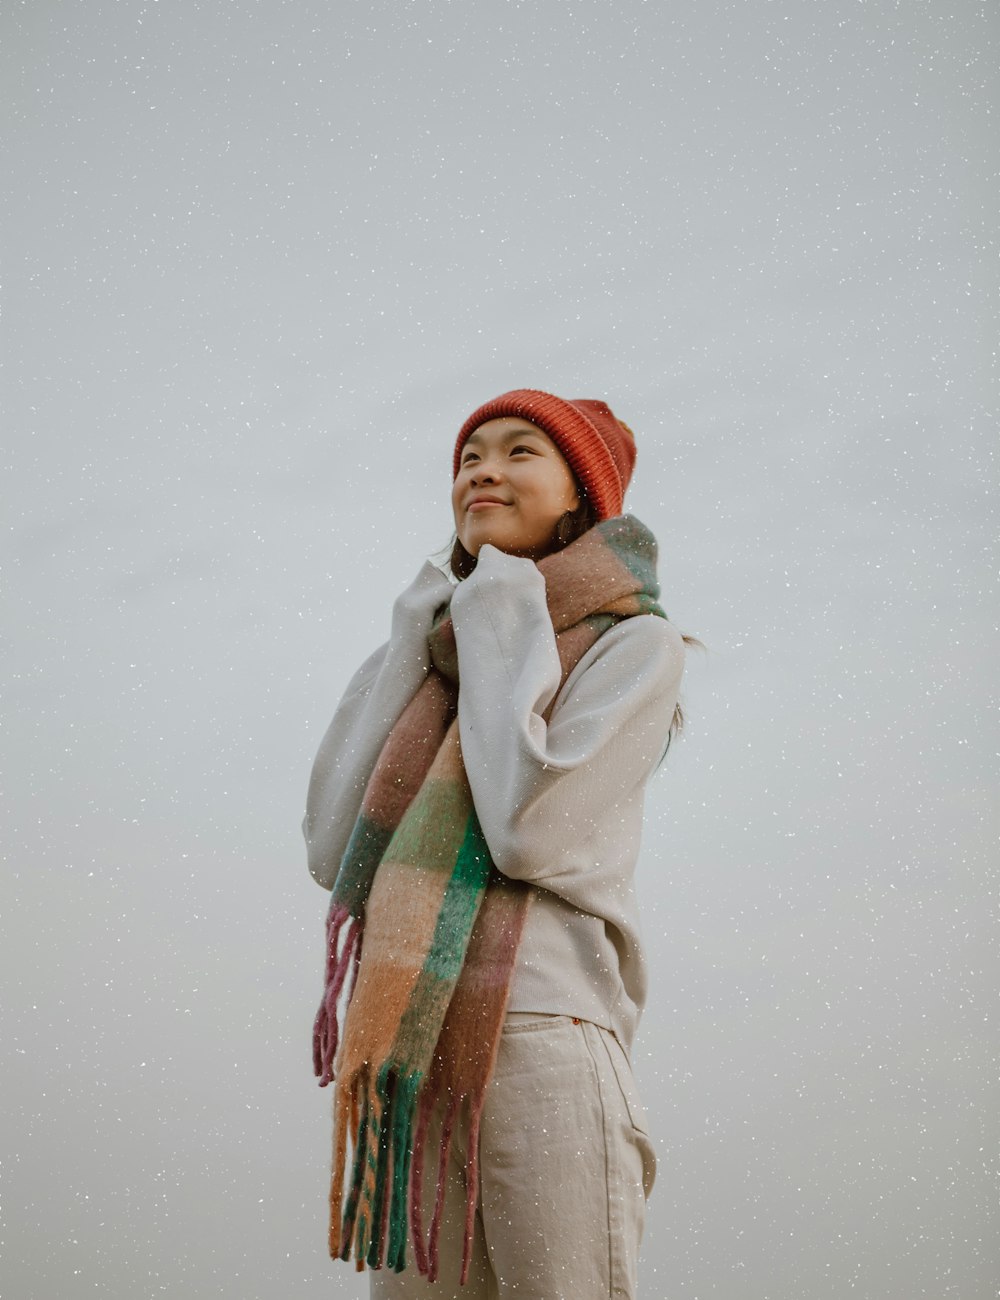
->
<box><xmin>464</xmin><ymin>427</ymin><xmax>546</xmax><ymax>448</ymax></box>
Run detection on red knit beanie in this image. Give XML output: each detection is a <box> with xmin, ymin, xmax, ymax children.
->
<box><xmin>453</xmin><ymin>388</ymin><xmax>637</xmax><ymax>521</ymax></box>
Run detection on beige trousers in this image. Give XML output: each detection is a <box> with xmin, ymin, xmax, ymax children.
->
<box><xmin>369</xmin><ymin>1012</ymin><xmax>656</xmax><ymax>1300</ymax></box>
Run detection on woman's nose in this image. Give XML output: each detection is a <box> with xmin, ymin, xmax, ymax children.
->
<box><xmin>470</xmin><ymin>461</ymin><xmax>500</xmax><ymax>484</ymax></box>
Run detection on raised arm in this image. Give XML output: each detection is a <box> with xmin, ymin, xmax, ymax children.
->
<box><xmin>449</xmin><ymin>544</ymin><xmax>684</xmax><ymax>902</ymax></box>
<box><xmin>303</xmin><ymin>560</ymin><xmax>453</xmax><ymax>889</ymax></box>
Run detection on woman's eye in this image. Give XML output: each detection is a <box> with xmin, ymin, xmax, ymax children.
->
<box><xmin>510</xmin><ymin>445</ymin><xmax>534</xmax><ymax>455</ymax></box>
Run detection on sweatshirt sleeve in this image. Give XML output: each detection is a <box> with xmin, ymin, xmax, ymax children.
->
<box><xmin>449</xmin><ymin>543</ymin><xmax>685</xmax><ymax>892</ymax></box>
<box><xmin>303</xmin><ymin>560</ymin><xmax>454</xmax><ymax>889</ymax></box>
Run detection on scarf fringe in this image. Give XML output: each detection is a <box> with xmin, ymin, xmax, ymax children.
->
<box><xmin>408</xmin><ymin>1091</ymin><xmax>434</xmax><ymax>1276</ymax></box>
<box><xmin>460</xmin><ymin>1101</ymin><xmax>484</xmax><ymax>1286</ymax></box>
<box><xmin>328</xmin><ymin>1074</ymin><xmax>485</xmax><ymax>1285</ymax></box>
<box><xmin>312</xmin><ymin>906</ymin><xmax>360</xmax><ymax>1086</ymax></box>
<box><xmin>426</xmin><ymin>1091</ymin><xmax>460</xmax><ymax>1284</ymax></box>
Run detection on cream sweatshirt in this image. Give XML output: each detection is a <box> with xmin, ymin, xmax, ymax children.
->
<box><xmin>303</xmin><ymin>543</ymin><xmax>685</xmax><ymax>1051</ymax></box>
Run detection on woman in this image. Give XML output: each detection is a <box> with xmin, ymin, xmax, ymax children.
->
<box><xmin>303</xmin><ymin>389</ymin><xmax>695</xmax><ymax>1299</ymax></box>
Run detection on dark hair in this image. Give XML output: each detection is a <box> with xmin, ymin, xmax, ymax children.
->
<box><xmin>444</xmin><ymin>488</ymin><xmax>706</xmax><ymax>753</ymax></box>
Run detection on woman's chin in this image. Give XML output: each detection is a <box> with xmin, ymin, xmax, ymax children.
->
<box><xmin>467</xmin><ymin>536</ymin><xmax>518</xmax><ymax>559</ymax></box>
<box><xmin>463</xmin><ymin>528</ymin><xmax>505</xmax><ymax>557</ymax></box>
<box><xmin>461</xmin><ymin>526</ymin><xmax>553</xmax><ymax>561</ymax></box>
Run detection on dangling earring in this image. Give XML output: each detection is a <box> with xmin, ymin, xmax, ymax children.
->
<box><xmin>553</xmin><ymin>510</ymin><xmax>577</xmax><ymax>548</ymax></box>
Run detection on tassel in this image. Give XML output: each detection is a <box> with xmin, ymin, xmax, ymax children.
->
<box><xmin>427</xmin><ymin>1093</ymin><xmax>460</xmax><ymax>1284</ymax></box>
<box><xmin>328</xmin><ymin>1079</ymin><xmax>353</xmax><ymax>1257</ymax></box>
<box><xmin>341</xmin><ymin>1079</ymin><xmax>371</xmax><ymax>1260</ymax></box>
<box><xmin>312</xmin><ymin>908</ymin><xmax>360</xmax><ymax>1086</ymax></box>
<box><xmin>460</xmin><ymin>1098</ymin><xmax>483</xmax><ymax>1286</ymax></box>
<box><xmin>354</xmin><ymin>1079</ymin><xmax>386</xmax><ymax>1268</ymax></box>
<box><xmin>346</xmin><ymin>922</ymin><xmax>363</xmax><ymax>1004</ymax></box>
<box><xmin>408</xmin><ymin>1090</ymin><xmax>434</xmax><ymax>1276</ymax></box>
<box><xmin>367</xmin><ymin>1069</ymin><xmax>397</xmax><ymax>1271</ymax></box>
<box><xmin>386</xmin><ymin>1072</ymin><xmax>420</xmax><ymax>1272</ymax></box>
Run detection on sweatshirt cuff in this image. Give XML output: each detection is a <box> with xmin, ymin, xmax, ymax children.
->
<box><xmin>389</xmin><ymin>560</ymin><xmax>454</xmax><ymax>641</ymax></box>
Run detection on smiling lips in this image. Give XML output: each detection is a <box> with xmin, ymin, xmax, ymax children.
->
<box><xmin>466</xmin><ymin>495</ymin><xmax>510</xmax><ymax>512</ymax></box>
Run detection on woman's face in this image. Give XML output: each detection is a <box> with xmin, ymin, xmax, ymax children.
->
<box><xmin>452</xmin><ymin>417</ymin><xmax>581</xmax><ymax>561</ymax></box>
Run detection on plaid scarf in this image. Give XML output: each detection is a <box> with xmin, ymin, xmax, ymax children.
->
<box><xmin>312</xmin><ymin>515</ymin><xmax>666</xmax><ymax>1284</ymax></box>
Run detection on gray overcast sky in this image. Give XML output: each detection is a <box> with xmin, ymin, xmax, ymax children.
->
<box><xmin>4</xmin><ymin>1</ymin><xmax>996</xmax><ymax>1297</ymax></box>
